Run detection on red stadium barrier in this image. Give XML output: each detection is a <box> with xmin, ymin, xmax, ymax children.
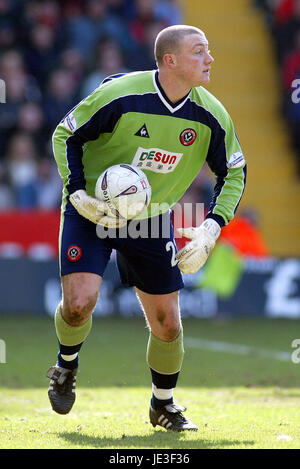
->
<box><xmin>0</xmin><ymin>209</ymin><xmax>269</xmax><ymax>259</ymax></box>
<box><xmin>0</xmin><ymin>210</ymin><xmax>60</xmax><ymax>257</ymax></box>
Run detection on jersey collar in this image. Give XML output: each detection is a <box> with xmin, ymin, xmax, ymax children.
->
<box><xmin>153</xmin><ymin>70</ymin><xmax>191</xmax><ymax>114</ymax></box>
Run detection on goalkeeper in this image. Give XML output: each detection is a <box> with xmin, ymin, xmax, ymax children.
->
<box><xmin>47</xmin><ymin>24</ymin><xmax>246</xmax><ymax>432</ymax></box>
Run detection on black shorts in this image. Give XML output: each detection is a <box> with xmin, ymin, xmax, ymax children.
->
<box><xmin>60</xmin><ymin>205</ymin><xmax>184</xmax><ymax>295</ymax></box>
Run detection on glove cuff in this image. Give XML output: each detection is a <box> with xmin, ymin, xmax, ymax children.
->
<box><xmin>205</xmin><ymin>213</ymin><xmax>225</xmax><ymax>228</ymax></box>
<box><xmin>202</xmin><ymin>218</ymin><xmax>221</xmax><ymax>241</ymax></box>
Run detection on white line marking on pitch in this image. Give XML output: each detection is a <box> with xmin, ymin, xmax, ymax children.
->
<box><xmin>185</xmin><ymin>337</ymin><xmax>291</xmax><ymax>362</ymax></box>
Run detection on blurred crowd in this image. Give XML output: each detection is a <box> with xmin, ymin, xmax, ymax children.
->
<box><xmin>1</xmin><ymin>0</ymin><xmax>299</xmax><ymax>215</ymax></box>
<box><xmin>0</xmin><ymin>0</ymin><xmax>195</xmax><ymax>211</ymax></box>
<box><xmin>256</xmin><ymin>0</ymin><xmax>300</xmax><ymax>173</ymax></box>
<box><xmin>0</xmin><ymin>0</ymin><xmax>272</xmax><ymax>260</ymax></box>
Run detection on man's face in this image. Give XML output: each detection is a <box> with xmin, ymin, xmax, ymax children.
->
<box><xmin>173</xmin><ymin>32</ymin><xmax>214</xmax><ymax>87</ymax></box>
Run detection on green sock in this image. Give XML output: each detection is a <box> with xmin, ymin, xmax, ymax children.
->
<box><xmin>146</xmin><ymin>329</ymin><xmax>184</xmax><ymax>375</ymax></box>
<box><xmin>54</xmin><ymin>303</ymin><xmax>92</xmax><ymax>346</ymax></box>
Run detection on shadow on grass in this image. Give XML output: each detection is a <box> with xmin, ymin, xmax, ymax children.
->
<box><xmin>58</xmin><ymin>430</ymin><xmax>255</xmax><ymax>449</ymax></box>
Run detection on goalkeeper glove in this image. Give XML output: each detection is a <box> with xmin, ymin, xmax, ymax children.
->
<box><xmin>175</xmin><ymin>218</ymin><xmax>221</xmax><ymax>274</ymax></box>
<box><xmin>69</xmin><ymin>190</ymin><xmax>127</xmax><ymax>228</ymax></box>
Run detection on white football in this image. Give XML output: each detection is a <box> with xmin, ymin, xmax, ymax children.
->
<box><xmin>95</xmin><ymin>164</ymin><xmax>151</xmax><ymax>220</ymax></box>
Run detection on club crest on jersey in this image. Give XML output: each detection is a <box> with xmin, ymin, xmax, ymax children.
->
<box><xmin>180</xmin><ymin>128</ymin><xmax>197</xmax><ymax>146</ymax></box>
<box><xmin>63</xmin><ymin>112</ymin><xmax>77</xmax><ymax>132</ymax></box>
<box><xmin>227</xmin><ymin>152</ymin><xmax>245</xmax><ymax>169</ymax></box>
<box><xmin>132</xmin><ymin>147</ymin><xmax>183</xmax><ymax>173</ymax></box>
<box><xmin>67</xmin><ymin>245</ymin><xmax>82</xmax><ymax>262</ymax></box>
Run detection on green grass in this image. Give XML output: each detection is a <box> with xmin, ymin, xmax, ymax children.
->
<box><xmin>1</xmin><ymin>315</ymin><xmax>300</xmax><ymax>449</ymax></box>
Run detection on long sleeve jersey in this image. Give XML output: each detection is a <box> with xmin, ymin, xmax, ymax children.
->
<box><xmin>52</xmin><ymin>69</ymin><xmax>246</xmax><ymax>226</ymax></box>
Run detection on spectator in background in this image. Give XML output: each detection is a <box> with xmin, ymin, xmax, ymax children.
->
<box><xmin>65</xmin><ymin>0</ymin><xmax>134</xmax><ymax>62</ymax></box>
<box><xmin>0</xmin><ymin>48</ymin><xmax>41</xmax><ymax>103</ymax></box>
<box><xmin>127</xmin><ymin>19</ymin><xmax>167</xmax><ymax>70</ymax></box>
<box><xmin>129</xmin><ymin>0</ymin><xmax>158</xmax><ymax>43</ymax></box>
<box><xmin>107</xmin><ymin>0</ymin><xmax>136</xmax><ymax>20</ymax></box>
<box><xmin>0</xmin><ymin>51</ymin><xmax>25</xmax><ymax>147</ymax></box>
<box><xmin>60</xmin><ymin>48</ymin><xmax>85</xmax><ymax>89</ymax></box>
<box><xmin>0</xmin><ymin>0</ymin><xmax>19</xmax><ymax>52</ymax></box>
<box><xmin>256</xmin><ymin>0</ymin><xmax>300</xmax><ymax>173</ymax></box>
<box><xmin>125</xmin><ymin>0</ymin><xmax>175</xmax><ymax>70</ymax></box>
<box><xmin>274</xmin><ymin>0</ymin><xmax>295</xmax><ymax>26</ymax></box>
<box><xmin>32</xmin><ymin>0</ymin><xmax>62</xmax><ymax>29</ymax></box>
<box><xmin>282</xmin><ymin>29</ymin><xmax>300</xmax><ymax>157</ymax></box>
<box><xmin>42</xmin><ymin>68</ymin><xmax>79</xmax><ymax>127</ymax></box>
<box><xmin>282</xmin><ymin>29</ymin><xmax>300</xmax><ymax>90</ymax></box>
<box><xmin>35</xmin><ymin>157</ymin><xmax>62</xmax><ymax>209</ymax></box>
<box><xmin>278</xmin><ymin>10</ymin><xmax>300</xmax><ymax>171</ymax></box>
<box><xmin>4</xmin><ymin>131</ymin><xmax>62</xmax><ymax>210</ymax></box>
<box><xmin>154</xmin><ymin>0</ymin><xmax>183</xmax><ymax>26</ymax></box>
<box><xmin>0</xmin><ymin>161</ymin><xmax>14</xmax><ymax>210</ymax></box>
<box><xmin>127</xmin><ymin>0</ymin><xmax>182</xmax><ymax>45</ymax></box>
<box><xmin>284</xmin><ymin>71</ymin><xmax>300</xmax><ymax>168</ymax></box>
<box><xmin>6</xmin><ymin>132</ymin><xmax>39</xmax><ymax>209</ymax></box>
<box><xmin>15</xmin><ymin>102</ymin><xmax>51</xmax><ymax>156</ymax></box>
<box><xmin>21</xmin><ymin>0</ymin><xmax>61</xmax><ymax>29</ymax></box>
<box><xmin>20</xmin><ymin>0</ymin><xmax>65</xmax><ymax>47</ymax></box>
<box><xmin>273</xmin><ymin>0</ymin><xmax>300</xmax><ymax>63</ymax></box>
<box><xmin>81</xmin><ymin>38</ymin><xmax>129</xmax><ymax>98</ymax></box>
<box><xmin>0</xmin><ymin>50</ymin><xmax>41</xmax><ymax>155</ymax></box>
<box><xmin>24</xmin><ymin>24</ymin><xmax>60</xmax><ymax>89</ymax></box>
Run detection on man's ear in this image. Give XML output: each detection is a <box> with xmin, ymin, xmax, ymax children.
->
<box><xmin>163</xmin><ymin>53</ymin><xmax>177</xmax><ymax>69</ymax></box>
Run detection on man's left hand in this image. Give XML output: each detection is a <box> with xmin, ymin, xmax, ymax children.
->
<box><xmin>176</xmin><ymin>219</ymin><xmax>221</xmax><ymax>274</ymax></box>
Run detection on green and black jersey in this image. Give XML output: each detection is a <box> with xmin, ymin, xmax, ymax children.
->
<box><xmin>52</xmin><ymin>70</ymin><xmax>246</xmax><ymax>225</ymax></box>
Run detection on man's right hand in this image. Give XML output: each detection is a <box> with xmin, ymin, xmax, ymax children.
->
<box><xmin>69</xmin><ymin>190</ymin><xmax>127</xmax><ymax>228</ymax></box>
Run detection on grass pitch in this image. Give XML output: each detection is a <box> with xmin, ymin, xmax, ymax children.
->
<box><xmin>0</xmin><ymin>315</ymin><xmax>300</xmax><ymax>449</ymax></box>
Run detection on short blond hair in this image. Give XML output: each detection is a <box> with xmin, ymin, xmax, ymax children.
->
<box><xmin>154</xmin><ymin>25</ymin><xmax>204</xmax><ymax>65</ymax></box>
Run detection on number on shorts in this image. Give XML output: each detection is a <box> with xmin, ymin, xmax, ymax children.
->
<box><xmin>166</xmin><ymin>241</ymin><xmax>179</xmax><ymax>267</ymax></box>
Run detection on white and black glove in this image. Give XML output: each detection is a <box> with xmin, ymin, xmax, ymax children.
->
<box><xmin>69</xmin><ymin>190</ymin><xmax>127</xmax><ymax>228</ymax></box>
<box><xmin>176</xmin><ymin>219</ymin><xmax>221</xmax><ymax>274</ymax></box>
